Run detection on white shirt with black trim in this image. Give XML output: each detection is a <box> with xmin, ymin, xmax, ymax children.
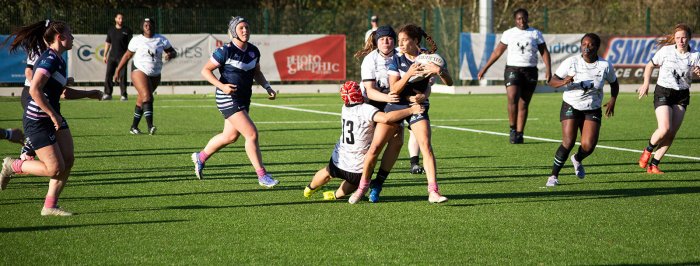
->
<box><xmin>556</xmin><ymin>55</ymin><xmax>617</xmax><ymax>111</ymax></box>
<box><xmin>128</xmin><ymin>34</ymin><xmax>172</xmax><ymax>76</ymax></box>
<box><xmin>651</xmin><ymin>45</ymin><xmax>700</xmax><ymax>90</ymax></box>
<box><xmin>331</xmin><ymin>103</ymin><xmax>379</xmax><ymax>173</ymax></box>
<box><xmin>500</xmin><ymin>27</ymin><xmax>545</xmax><ymax>67</ymax></box>
<box><xmin>360</xmin><ymin>49</ymin><xmax>397</xmax><ymax>98</ymax></box>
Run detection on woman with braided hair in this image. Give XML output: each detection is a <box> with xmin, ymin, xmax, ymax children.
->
<box><xmin>190</xmin><ymin>16</ymin><xmax>279</xmax><ymax>188</ymax></box>
<box><xmin>350</xmin><ymin>24</ymin><xmax>452</xmax><ymax>204</ymax></box>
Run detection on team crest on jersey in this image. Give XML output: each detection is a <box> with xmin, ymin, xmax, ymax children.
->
<box><xmin>516</xmin><ymin>41</ymin><xmax>528</xmax><ymax>54</ymax></box>
<box><xmin>248</xmin><ymin>51</ymin><xmax>256</xmax><ymax>58</ymax></box>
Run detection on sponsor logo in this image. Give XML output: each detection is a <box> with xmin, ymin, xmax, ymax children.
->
<box><xmin>549</xmin><ymin>42</ymin><xmax>580</xmax><ymax>54</ymax></box>
<box><xmin>77</xmin><ymin>44</ymin><xmax>106</xmax><ymax>61</ymax></box>
<box><xmin>273</xmin><ymin>35</ymin><xmax>345</xmax><ymax>81</ymax></box>
<box><xmin>604</xmin><ymin>36</ymin><xmax>700</xmax><ymax>67</ymax></box>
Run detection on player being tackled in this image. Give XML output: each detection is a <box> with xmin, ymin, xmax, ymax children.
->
<box><xmin>303</xmin><ymin>81</ymin><xmax>423</xmax><ymax>200</ymax></box>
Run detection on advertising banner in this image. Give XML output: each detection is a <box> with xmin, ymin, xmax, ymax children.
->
<box><xmin>603</xmin><ymin>36</ymin><xmax>700</xmax><ymax>79</ymax></box>
<box><xmin>0</xmin><ymin>35</ymin><xmax>31</xmax><ymax>83</ymax></box>
<box><xmin>459</xmin><ymin>33</ymin><xmax>582</xmax><ymax>80</ymax></box>
<box><xmin>210</xmin><ymin>34</ymin><xmax>346</xmax><ymax>81</ymax></box>
<box><xmin>69</xmin><ymin>34</ymin><xmax>210</xmax><ymax>82</ymax></box>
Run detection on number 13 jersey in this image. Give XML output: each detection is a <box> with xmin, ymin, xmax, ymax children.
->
<box><xmin>331</xmin><ymin>104</ymin><xmax>380</xmax><ymax>173</ymax></box>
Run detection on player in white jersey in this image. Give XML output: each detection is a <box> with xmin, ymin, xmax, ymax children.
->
<box><xmin>637</xmin><ymin>24</ymin><xmax>700</xmax><ymax>174</ymax></box>
<box><xmin>544</xmin><ymin>33</ymin><xmax>619</xmax><ymax>187</ymax></box>
<box><xmin>114</xmin><ymin>18</ymin><xmax>177</xmax><ymax>135</ymax></box>
<box><xmin>303</xmin><ymin>81</ymin><xmax>422</xmax><ymax>200</ymax></box>
<box><xmin>477</xmin><ymin>8</ymin><xmax>551</xmax><ymax>144</ymax></box>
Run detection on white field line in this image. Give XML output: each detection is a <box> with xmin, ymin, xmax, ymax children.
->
<box><xmin>252</xmin><ymin>103</ymin><xmax>700</xmax><ymax>161</ymax></box>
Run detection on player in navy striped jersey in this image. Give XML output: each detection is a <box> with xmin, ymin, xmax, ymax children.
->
<box><xmin>545</xmin><ymin>33</ymin><xmax>619</xmax><ymax>187</ymax></box>
<box><xmin>0</xmin><ymin>20</ymin><xmax>100</xmax><ymax>216</ymax></box>
<box><xmin>303</xmin><ymin>81</ymin><xmax>422</xmax><ymax>200</ymax></box>
<box><xmin>114</xmin><ymin>18</ymin><xmax>176</xmax><ymax>135</ymax></box>
<box><xmin>190</xmin><ymin>16</ymin><xmax>279</xmax><ymax>188</ymax></box>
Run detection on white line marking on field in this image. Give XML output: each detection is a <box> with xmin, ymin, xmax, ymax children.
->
<box><xmin>252</xmin><ymin>102</ymin><xmax>700</xmax><ymax>161</ymax></box>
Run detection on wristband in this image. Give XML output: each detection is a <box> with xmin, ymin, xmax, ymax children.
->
<box><xmin>3</xmin><ymin>129</ymin><xmax>11</xmax><ymax>140</ymax></box>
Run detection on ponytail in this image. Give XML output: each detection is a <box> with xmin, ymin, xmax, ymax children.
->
<box><xmin>3</xmin><ymin>19</ymin><xmax>67</xmax><ymax>58</ymax></box>
<box><xmin>421</xmin><ymin>28</ymin><xmax>438</xmax><ymax>54</ymax></box>
<box><xmin>398</xmin><ymin>24</ymin><xmax>439</xmax><ymax>54</ymax></box>
<box><xmin>354</xmin><ymin>31</ymin><xmax>377</xmax><ymax>59</ymax></box>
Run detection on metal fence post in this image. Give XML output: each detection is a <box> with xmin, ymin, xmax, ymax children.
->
<box><xmin>646</xmin><ymin>7</ymin><xmax>650</xmax><ymax>35</ymax></box>
<box><xmin>263</xmin><ymin>9</ymin><xmax>269</xmax><ymax>34</ymax></box>
<box><xmin>543</xmin><ymin>7</ymin><xmax>548</xmax><ymax>33</ymax></box>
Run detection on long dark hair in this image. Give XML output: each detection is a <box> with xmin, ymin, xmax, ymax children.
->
<box><xmin>3</xmin><ymin>20</ymin><xmax>67</xmax><ymax>58</ymax></box>
<box><xmin>397</xmin><ymin>24</ymin><xmax>438</xmax><ymax>54</ymax></box>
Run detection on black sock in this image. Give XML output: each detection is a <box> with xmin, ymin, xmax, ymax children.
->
<box><xmin>410</xmin><ymin>156</ymin><xmax>419</xmax><ymax>166</ymax></box>
<box><xmin>510</xmin><ymin>125</ymin><xmax>516</xmax><ymax>132</ymax></box>
<box><xmin>551</xmin><ymin>145</ymin><xmax>572</xmax><ymax>176</ymax></box>
<box><xmin>645</xmin><ymin>141</ymin><xmax>657</xmax><ymax>152</ymax></box>
<box><xmin>307</xmin><ymin>185</ymin><xmax>316</xmax><ymax>190</ymax></box>
<box><xmin>650</xmin><ymin>158</ymin><xmax>660</xmax><ymax>166</ymax></box>
<box><xmin>132</xmin><ymin>105</ymin><xmax>143</xmax><ymax>129</ymax></box>
<box><xmin>143</xmin><ymin>101</ymin><xmax>154</xmax><ymax>128</ymax></box>
<box><xmin>371</xmin><ymin>168</ymin><xmax>390</xmax><ymax>187</ymax></box>
<box><xmin>574</xmin><ymin>146</ymin><xmax>592</xmax><ymax>162</ymax></box>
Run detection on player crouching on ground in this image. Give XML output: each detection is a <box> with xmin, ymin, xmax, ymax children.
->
<box><xmin>303</xmin><ymin>81</ymin><xmax>423</xmax><ymax>200</ymax></box>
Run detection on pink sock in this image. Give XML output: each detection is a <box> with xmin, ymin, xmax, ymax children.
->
<box><xmin>428</xmin><ymin>184</ymin><xmax>439</xmax><ymax>193</ymax></box>
<box><xmin>198</xmin><ymin>151</ymin><xmax>209</xmax><ymax>163</ymax></box>
<box><xmin>256</xmin><ymin>167</ymin><xmax>267</xmax><ymax>178</ymax></box>
<box><xmin>357</xmin><ymin>181</ymin><xmax>369</xmax><ymax>192</ymax></box>
<box><xmin>11</xmin><ymin>159</ymin><xmax>24</xmax><ymax>174</ymax></box>
<box><xmin>44</xmin><ymin>196</ymin><xmax>57</xmax><ymax>209</ymax></box>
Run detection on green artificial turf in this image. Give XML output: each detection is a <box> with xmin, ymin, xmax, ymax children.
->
<box><xmin>0</xmin><ymin>92</ymin><xmax>698</xmax><ymax>265</ymax></box>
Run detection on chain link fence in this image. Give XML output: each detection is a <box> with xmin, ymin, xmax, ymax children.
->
<box><xmin>3</xmin><ymin>6</ymin><xmax>699</xmax><ymax>84</ymax></box>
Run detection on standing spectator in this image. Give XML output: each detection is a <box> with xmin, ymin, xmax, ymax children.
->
<box><xmin>103</xmin><ymin>12</ymin><xmax>132</xmax><ymax>101</ymax></box>
<box><xmin>364</xmin><ymin>15</ymin><xmax>379</xmax><ymax>43</ymax></box>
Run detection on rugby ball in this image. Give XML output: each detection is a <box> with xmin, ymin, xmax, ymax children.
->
<box><xmin>408</xmin><ymin>53</ymin><xmax>445</xmax><ymax>83</ymax></box>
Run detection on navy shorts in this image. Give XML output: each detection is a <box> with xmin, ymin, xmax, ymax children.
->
<box><xmin>23</xmin><ymin>116</ymin><xmax>69</xmax><ymax>150</ymax></box>
<box><xmin>326</xmin><ymin>158</ymin><xmax>361</xmax><ymax>186</ymax></box>
<box><xmin>560</xmin><ymin>101</ymin><xmax>602</xmax><ymax>123</ymax></box>
<box><xmin>218</xmin><ymin>98</ymin><xmax>250</xmax><ymax>119</ymax></box>
<box><xmin>654</xmin><ymin>85</ymin><xmax>690</xmax><ymax>109</ymax></box>
<box><xmin>504</xmin><ymin>65</ymin><xmax>538</xmax><ymax>91</ymax></box>
<box><xmin>384</xmin><ymin>103</ymin><xmax>430</xmax><ymax>126</ymax></box>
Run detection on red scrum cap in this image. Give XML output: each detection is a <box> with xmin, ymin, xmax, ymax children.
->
<box><xmin>340</xmin><ymin>81</ymin><xmax>364</xmax><ymax>106</ymax></box>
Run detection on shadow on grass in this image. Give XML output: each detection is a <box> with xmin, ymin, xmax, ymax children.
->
<box><xmin>435</xmin><ymin>186</ymin><xmax>700</xmax><ymax>206</ymax></box>
<box><xmin>0</xmin><ymin>219</ymin><xmax>188</xmax><ymax>233</ymax></box>
<box><xmin>82</xmin><ymin>200</ymin><xmax>335</xmax><ymax>215</ymax></box>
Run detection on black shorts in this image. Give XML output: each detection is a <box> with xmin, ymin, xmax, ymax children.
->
<box><xmin>504</xmin><ymin>65</ymin><xmax>538</xmax><ymax>91</ymax></box>
<box><xmin>326</xmin><ymin>158</ymin><xmax>361</xmax><ymax>186</ymax></box>
<box><xmin>384</xmin><ymin>103</ymin><xmax>429</xmax><ymax>126</ymax></box>
<box><xmin>23</xmin><ymin>116</ymin><xmax>69</xmax><ymax>150</ymax></box>
<box><xmin>560</xmin><ymin>101</ymin><xmax>602</xmax><ymax>123</ymax></box>
<box><xmin>368</xmin><ymin>100</ymin><xmax>387</xmax><ymax>111</ymax></box>
<box><xmin>654</xmin><ymin>85</ymin><xmax>690</xmax><ymax>109</ymax></box>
